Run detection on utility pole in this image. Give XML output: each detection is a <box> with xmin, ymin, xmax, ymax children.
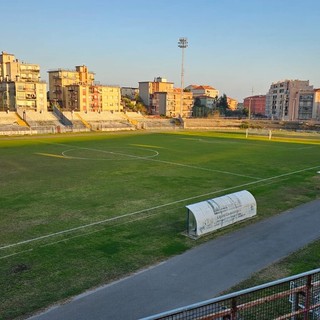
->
<box><xmin>178</xmin><ymin>37</ymin><xmax>188</xmax><ymax>118</ymax></box>
<box><xmin>249</xmin><ymin>87</ymin><xmax>254</xmax><ymax>119</ymax></box>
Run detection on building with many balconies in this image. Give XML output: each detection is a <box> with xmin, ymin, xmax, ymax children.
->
<box><xmin>48</xmin><ymin>65</ymin><xmax>95</xmax><ymax>109</ymax></box>
<box><xmin>49</xmin><ymin>65</ymin><xmax>121</xmax><ymax>112</ymax></box>
<box><xmin>265</xmin><ymin>80</ymin><xmax>315</xmax><ymax>120</ymax></box>
<box><xmin>0</xmin><ymin>51</ymin><xmax>47</xmax><ymax>112</ymax></box>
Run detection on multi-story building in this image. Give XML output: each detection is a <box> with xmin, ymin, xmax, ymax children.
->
<box><xmin>152</xmin><ymin>88</ymin><xmax>193</xmax><ymax>117</ymax></box>
<box><xmin>48</xmin><ymin>65</ymin><xmax>95</xmax><ymax>109</ymax></box>
<box><xmin>243</xmin><ymin>95</ymin><xmax>266</xmax><ymax>116</ymax></box>
<box><xmin>139</xmin><ymin>77</ymin><xmax>174</xmax><ymax>107</ymax></box>
<box><xmin>99</xmin><ymin>85</ymin><xmax>122</xmax><ymax>112</ymax></box>
<box><xmin>227</xmin><ymin>97</ymin><xmax>238</xmax><ymax>111</ymax></box>
<box><xmin>313</xmin><ymin>89</ymin><xmax>320</xmax><ymax>120</ymax></box>
<box><xmin>49</xmin><ymin>65</ymin><xmax>121</xmax><ymax>112</ymax></box>
<box><xmin>64</xmin><ymin>83</ymin><xmax>121</xmax><ymax>112</ymax></box>
<box><xmin>197</xmin><ymin>95</ymin><xmax>218</xmax><ymax>110</ymax></box>
<box><xmin>185</xmin><ymin>84</ymin><xmax>219</xmax><ymax>98</ymax></box>
<box><xmin>0</xmin><ymin>51</ymin><xmax>47</xmax><ymax>112</ymax></box>
<box><xmin>121</xmin><ymin>87</ymin><xmax>139</xmax><ymax>100</ymax></box>
<box><xmin>297</xmin><ymin>90</ymin><xmax>314</xmax><ymax>120</ymax></box>
<box><xmin>265</xmin><ymin>80</ymin><xmax>314</xmax><ymax>120</ymax></box>
<box><xmin>140</xmin><ymin>77</ymin><xmax>193</xmax><ymax>117</ymax></box>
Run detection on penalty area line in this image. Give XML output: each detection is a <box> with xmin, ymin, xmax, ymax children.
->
<box><xmin>0</xmin><ymin>164</ymin><xmax>319</xmax><ymax>253</ymax></box>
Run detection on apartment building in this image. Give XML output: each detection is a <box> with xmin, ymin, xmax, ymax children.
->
<box><xmin>139</xmin><ymin>77</ymin><xmax>193</xmax><ymax>117</ymax></box>
<box><xmin>48</xmin><ymin>65</ymin><xmax>95</xmax><ymax>109</ymax></box>
<box><xmin>197</xmin><ymin>95</ymin><xmax>218</xmax><ymax>110</ymax></box>
<box><xmin>49</xmin><ymin>65</ymin><xmax>121</xmax><ymax>112</ymax></box>
<box><xmin>121</xmin><ymin>87</ymin><xmax>139</xmax><ymax>100</ymax></box>
<box><xmin>0</xmin><ymin>51</ymin><xmax>47</xmax><ymax>112</ymax></box>
<box><xmin>243</xmin><ymin>95</ymin><xmax>266</xmax><ymax>116</ymax></box>
<box><xmin>99</xmin><ymin>85</ymin><xmax>122</xmax><ymax>112</ymax></box>
<box><xmin>186</xmin><ymin>84</ymin><xmax>219</xmax><ymax>98</ymax></box>
<box><xmin>139</xmin><ymin>77</ymin><xmax>174</xmax><ymax>107</ymax></box>
<box><xmin>227</xmin><ymin>97</ymin><xmax>238</xmax><ymax>111</ymax></box>
<box><xmin>64</xmin><ymin>83</ymin><xmax>122</xmax><ymax>112</ymax></box>
<box><xmin>152</xmin><ymin>88</ymin><xmax>193</xmax><ymax>117</ymax></box>
<box><xmin>297</xmin><ymin>91</ymin><xmax>314</xmax><ymax>120</ymax></box>
<box><xmin>265</xmin><ymin>80</ymin><xmax>314</xmax><ymax>120</ymax></box>
<box><xmin>313</xmin><ymin>89</ymin><xmax>320</xmax><ymax>120</ymax></box>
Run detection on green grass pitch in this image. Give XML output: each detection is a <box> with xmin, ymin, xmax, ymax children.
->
<box><xmin>0</xmin><ymin>131</ymin><xmax>319</xmax><ymax>319</ymax></box>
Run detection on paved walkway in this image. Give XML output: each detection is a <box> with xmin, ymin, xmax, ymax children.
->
<box><xmin>29</xmin><ymin>200</ymin><xmax>320</xmax><ymax>320</ymax></box>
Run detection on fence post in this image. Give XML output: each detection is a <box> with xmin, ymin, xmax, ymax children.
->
<box><xmin>231</xmin><ymin>297</ymin><xmax>237</xmax><ymax>320</ymax></box>
<box><xmin>303</xmin><ymin>275</ymin><xmax>312</xmax><ymax>320</ymax></box>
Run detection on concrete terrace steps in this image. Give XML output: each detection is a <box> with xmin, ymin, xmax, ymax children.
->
<box><xmin>21</xmin><ymin>110</ymin><xmax>63</xmax><ymax>128</ymax></box>
<box><xmin>0</xmin><ymin>111</ymin><xmax>25</xmax><ymax>125</ymax></box>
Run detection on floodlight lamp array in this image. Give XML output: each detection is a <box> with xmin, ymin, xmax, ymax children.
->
<box><xmin>178</xmin><ymin>37</ymin><xmax>188</xmax><ymax>48</ymax></box>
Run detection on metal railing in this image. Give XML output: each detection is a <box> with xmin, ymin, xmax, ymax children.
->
<box><xmin>142</xmin><ymin>268</ymin><xmax>320</xmax><ymax>320</ymax></box>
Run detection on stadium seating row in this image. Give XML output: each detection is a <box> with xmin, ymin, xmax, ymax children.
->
<box><xmin>0</xmin><ymin>110</ymin><xmax>179</xmax><ymax>134</ymax></box>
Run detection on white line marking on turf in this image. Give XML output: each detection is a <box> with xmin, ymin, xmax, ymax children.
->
<box><xmin>1</xmin><ymin>164</ymin><xmax>319</xmax><ymax>253</ymax></box>
<box><xmin>146</xmin><ymin>158</ymin><xmax>262</xmax><ymax>180</ymax></box>
<box><xmin>182</xmin><ymin>137</ymin><xmax>317</xmax><ymax>150</ymax></box>
<box><xmin>37</xmin><ymin>140</ymin><xmax>262</xmax><ymax>179</ymax></box>
<box><xmin>61</xmin><ymin>148</ymin><xmax>159</xmax><ymax>161</ymax></box>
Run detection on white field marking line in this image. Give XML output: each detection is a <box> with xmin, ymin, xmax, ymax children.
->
<box><xmin>182</xmin><ymin>137</ymin><xmax>318</xmax><ymax>150</ymax></box>
<box><xmin>75</xmin><ymin>145</ymin><xmax>262</xmax><ymax>179</ymax></box>
<box><xmin>181</xmin><ymin>137</ymin><xmax>240</xmax><ymax>145</ymax></box>
<box><xmin>36</xmin><ymin>140</ymin><xmax>160</xmax><ymax>160</ymax></box>
<box><xmin>0</xmin><ymin>249</ymin><xmax>33</xmax><ymax>260</ymax></box>
<box><xmin>40</xmin><ymin>208</ymin><xmax>171</xmax><ymax>249</ymax></box>
<box><xmin>146</xmin><ymin>157</ymin><xmax>262</xmax><ymax>180</ymax></box>
<box><xmin>61</xmin><ymin>148</ymin><xmax>159</xmax><ymax>161</ymax></box>
<box><xmin>130</xmin><ymin>143</ymin><xmax>166</xmax><ymax>149</ymax></box>
<box><xmin>38</xmin><ymin>140</ymin><xmax>262</xmax><ymax>179</ymax></box>
<box><xmin>295</xmin><ymin>146</ymin><xmax>315</xmax><ymax>150</ymax></box>
<box><xmin>1</xmin><ymin>164</ymin><xmax>319</xmax><ymax>252</ymax></box>
<box><xmin>0</xmin><ymin>208</ymin><xmax>174</xmax><ymax>260</ymax></box>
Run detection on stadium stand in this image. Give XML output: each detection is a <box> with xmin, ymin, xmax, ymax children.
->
<box><xmin>0</xmin><ymin>111</ymin><xmax>31</xmax><ymax>135</ymax></box>
<box><xmin>73</xmin><ymin>111</ymin><xmax>135</xmax><ymax>131</ymax></box>
<box><xmin>22</xmin><ymin>110</ymin><xmax>62</xmax><ymax>128</ymax></box>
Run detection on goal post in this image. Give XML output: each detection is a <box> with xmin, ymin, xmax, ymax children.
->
<box><xmin>246</xmin><ymin>128</ymin><xmax>272</xmax><ymax>140</ymax></box>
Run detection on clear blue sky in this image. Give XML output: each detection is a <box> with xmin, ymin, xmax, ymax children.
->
<box><xmin>3</xmin><ymin>0</ymin><xmax>320</xmax><ymax>101</ymax></box>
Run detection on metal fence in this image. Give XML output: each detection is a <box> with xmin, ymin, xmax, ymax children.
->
<box><xmin>142</xmin><ymin>268</ymin><xmax>320</xmax><ymax>320</ymax></box>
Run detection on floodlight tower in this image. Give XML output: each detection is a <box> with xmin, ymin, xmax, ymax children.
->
<box><xmin>178</xmin><ymin>37</ymin><xmax>188</xmax><ymax>117</ymax></box>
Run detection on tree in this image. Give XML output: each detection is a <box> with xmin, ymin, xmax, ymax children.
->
<box><xmin>217</xmin><ymin>94</ymin><xmax>229</xmax><ymax>115</ymax></box>
<box><xmin>122</xmin><ymin>96</ymin><xmax>147</xmax><ymax>114</ymax></box>
<box><xmin>122</xmin><ymin>97</ymin><xmax>135</xmax><ymax>110</ymax></box>
<box><xmin>194</xmin><ymin>97</ymin><xmax>202</xmax><ymax>107</ymax></box>
<box><xmin>192</xmin><ymin>104</ymin><xmax>210</xmax><ymax>118</ymax></box>
<box><xmin>135</xmin><ymin>102</ymin><xmax>147</xmax><ymax>114</ymax></box>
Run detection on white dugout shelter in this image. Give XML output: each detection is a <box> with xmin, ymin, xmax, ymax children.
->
<box><xmin>186</xmin><ymin>190</ymin><xmax>256</xmax><ymax>238</ymax></box>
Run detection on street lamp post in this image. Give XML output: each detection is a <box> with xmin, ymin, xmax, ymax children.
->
<box><xmin>178</xmin><ymin>37</ymin><xmax>188</xmax><ymax>118</ymax></box>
